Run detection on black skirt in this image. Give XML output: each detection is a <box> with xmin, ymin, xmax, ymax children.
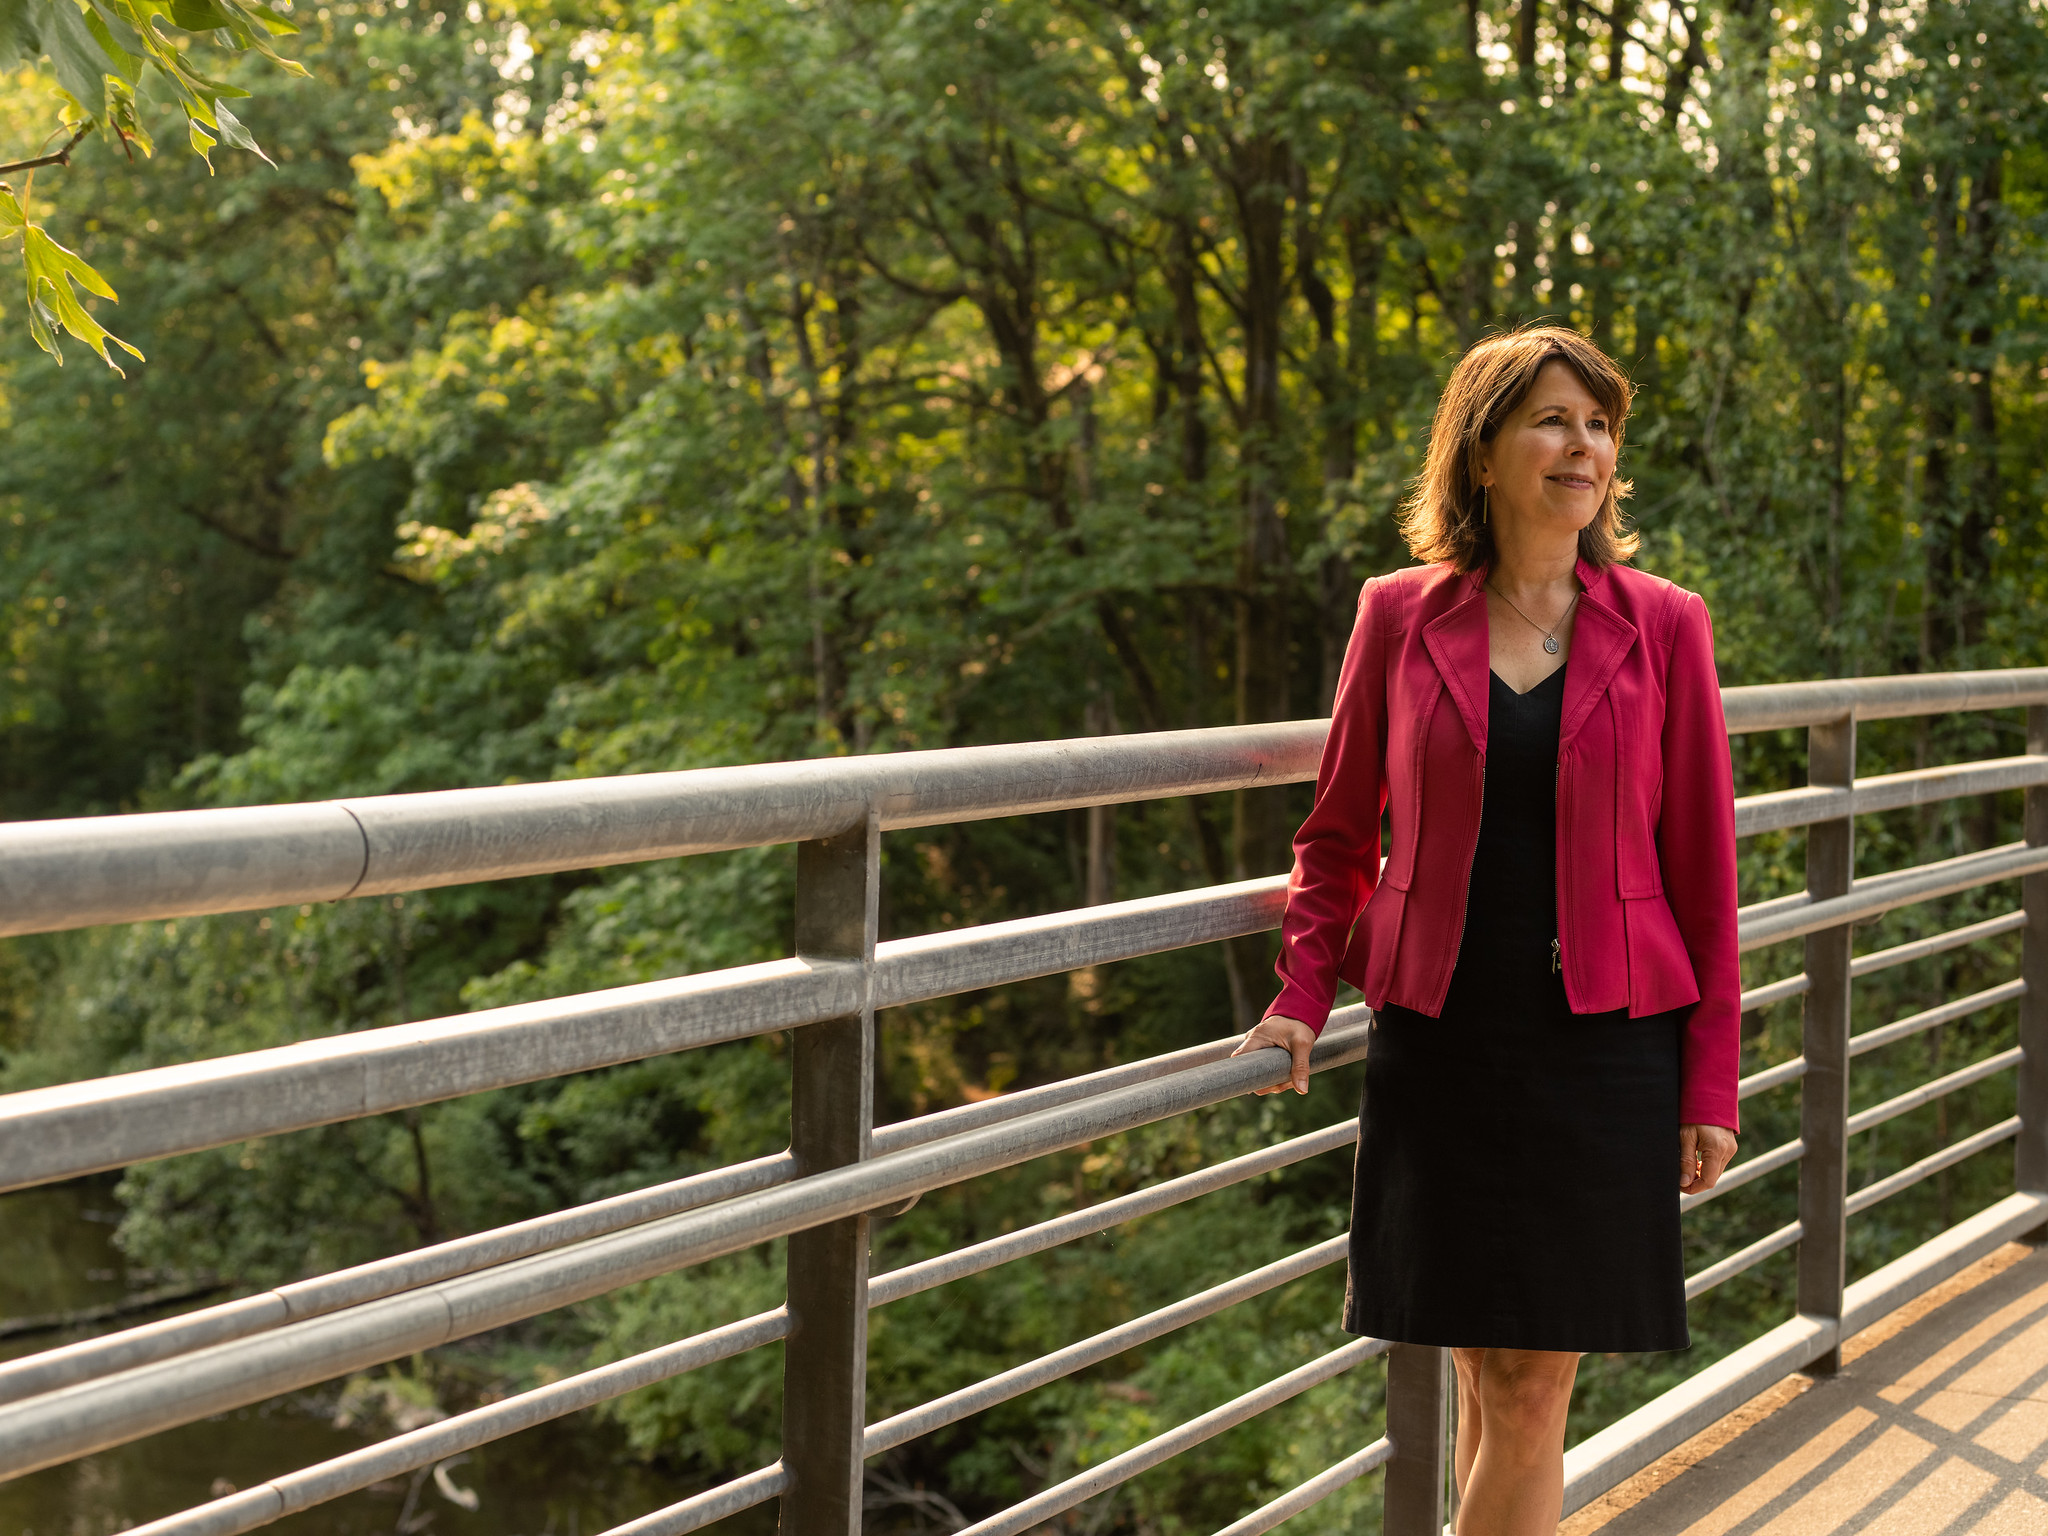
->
<box><xmin>1340</xmin><ymin>665</ymin><xmax>1689</xmax><ymax>1354</ymax></box>
<box><xmin>1341</xmin><ymin>988</ymin><xmax>1689</xmax><ymax>1353</ymax></box>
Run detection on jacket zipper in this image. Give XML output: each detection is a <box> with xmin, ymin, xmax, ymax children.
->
<box><xmin>1553</xmin><ymin>756</ymin><xmax>1562</xmax><ymax>978</ymax></box>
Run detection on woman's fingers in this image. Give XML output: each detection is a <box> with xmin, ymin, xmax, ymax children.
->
<box><xmin>1287</xmin><ymin>1032</ymin><xmax>1311</xmax><ymax>1095</ymax></box>
<box><xmin>1680</xmin><ymin>1124</ymin><xmax>1739</xmax><ymax>1191</ymax></box>
<box><xmin>1231</xmin><ymin>1016</ymin><xmax>1315</xmax><ymax>1096</ymax></box>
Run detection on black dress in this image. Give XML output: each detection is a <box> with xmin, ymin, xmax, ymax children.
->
<box><xmin>1341</xmin><ymin>665</ymin><xmax>1690</xmax><ymax>1353</ymax></box>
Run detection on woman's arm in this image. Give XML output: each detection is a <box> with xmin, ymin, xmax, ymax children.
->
<box><xmin>1659</xmin><ymin>592</ymin><xmax>1742</xmax><ymax>1132</ymax></box>
<box><xmin>1265</xmin><ymin>578</ymin><xmax>1393</xmax><ymax>1034</ymax></box>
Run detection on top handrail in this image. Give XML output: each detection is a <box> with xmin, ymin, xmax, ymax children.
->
<box><xmin>1</xmin><ymin>669</ymin><xmax>2044</xmax><ymax>939</ymax></box>
<box><xmin>0</xmin><ymin>723</ymin><xmax>1325</xmax><ymax>937</ymax></box>
<box><xmin>1717</xmin><ymin>667</ymin><xmax>2048</xmax><ymax>734</ymax></box>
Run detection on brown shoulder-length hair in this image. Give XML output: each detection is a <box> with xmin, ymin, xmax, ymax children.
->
<box><xmin>1398</xmin><ymin>324</ymin><xmax>1638</xmax><ymax>572</ymax></box>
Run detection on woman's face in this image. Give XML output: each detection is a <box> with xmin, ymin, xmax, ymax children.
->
<box><xmin>1478</xmin><ymin>360</ymin><xmax>1617</xmax><ymax>541</ymax></box>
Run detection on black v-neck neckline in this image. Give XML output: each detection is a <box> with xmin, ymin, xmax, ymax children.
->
<box><xmin>1488</xmin><ymin>665</ymin><xmax>1568</xmax><ymax>700</ymax></box>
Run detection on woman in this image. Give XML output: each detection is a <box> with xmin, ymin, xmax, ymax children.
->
<box><xmin>1231</xmin><ymin>326</ymin><xmax>1740</xmax><ymax>1536</ymax></box>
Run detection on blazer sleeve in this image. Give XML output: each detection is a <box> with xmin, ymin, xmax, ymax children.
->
<box><xmin>1660</xmin><ymin>591</ymin><xmax>1742</xmax><ymax>1130</ymax></box>
<box><xmin>1267</xmin><ymin>577</ymin><xmax>1391</xmax><ymax>1034</ymax></box>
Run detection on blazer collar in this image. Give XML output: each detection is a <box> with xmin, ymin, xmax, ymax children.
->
<box><xmin>1560</xmin><ymin>560</ymin><xmax>1638</xmax><ymax>749</ymax></box>
<box><xmin>1420</xmin><ymin>558</ymin><xmax>1638</xmax><ymax>754</ymax></box>
<box><xmin>1421</xmin><ymin>570</ymin><xmax>1491</xmax><ymax>753</ymax></box>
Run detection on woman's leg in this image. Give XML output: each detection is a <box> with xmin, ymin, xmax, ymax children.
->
<box><xmin>1451</xmin><ymin>1346</ymin><xmax>1487</xmax><ymax>1503</ymax></box>
<box><xmin>1451</xmin><ymin>1347</ymin><xmax>1580</xmax><ymax>1536</ymax></box>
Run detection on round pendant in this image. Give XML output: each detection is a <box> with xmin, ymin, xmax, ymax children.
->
<box><xmin>1543</xmin><ymin>635</ymin><xmax>1560</xmax><ymax>654</ymax></box>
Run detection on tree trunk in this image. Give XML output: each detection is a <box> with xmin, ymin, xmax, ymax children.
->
<box><xmin>1607</xmin><ymin>0</ymin><xmax>1633</xmax><ymax>82</ymax></box>
<box><xmin>1229</xmin><ymin>130</ymin><xmax>1296</xmax><ymax>892</ymax></box>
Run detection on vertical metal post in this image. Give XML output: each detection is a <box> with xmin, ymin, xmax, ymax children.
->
<box><xmin>1797</xmin><ymin>715</ymin><xmax>1856</xmax><ymax>1374</ymax></box>
<box><xmin>2016</xmin><ymin>705</ymin><xmax>2048</xmax><ymax>1216</ymax></box>
<box><xmin>780</xmin><ymin>809</ymin><xmax>880</xmax><ymax>1536</ymax></box>
<box><xmin>1382</xmin><ymin>1344</ymin><xmax>1448</xmax><ymax>1536</ymax></box>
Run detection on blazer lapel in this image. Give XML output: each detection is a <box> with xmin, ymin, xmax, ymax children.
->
<box><xmin>1560</xmin><ymin>558</ymin><xmax>1639</xmax><ymax>749</ymax></box>
<box><xmin>1422</xmin><ymin>573</ymin><xmax>1492</xmax><ymax>755</ymax></box>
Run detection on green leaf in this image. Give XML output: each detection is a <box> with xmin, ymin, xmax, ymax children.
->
<box><xmin>208</xmin><ymin>0</ymin><xmax>306</xmax><ymax>73</ymax></box>
<box><xmin>40</xmin><ymin>0</ymin><xmax>114</xmax><ymax>113</ymax></box>
<box><xmin>0</xmin><ymin>0</ymin><xmax>42</xmax><ymax>65</ymax></box>
<box><xmin>0</xmin><ymin>188</ymin><xmax>142</xmax><ymax>373</ymax></box>
<box><xmin>208</xmin><ymin>97</ymin><xmax>268</xmax><ymax>165</ymax></box>
<box><xmin>25</xmin><ymin>290</ymin><xmax>58</xmax><ymax>357</ymax></box>
<box><xmin>167</xmin><ymin>0</ymin><xmax>227</xmax><ymax>30</ymax></box>
<box><xmin>82</xmin><ymin>0</ymin><xmax>143</xmax><ymax>52</ymax></box>
<box><xmin>242</xmin><ymin>0</ymin><xmax>294</xmax><ymax>34</ymax></box>
<box><xmin>81</xmin><ymin>3</ymin><xmax>142</xmax><ymax>83</ymax></box>
<box><xmin>186</xmin><ymin>113</ymin><xmax>215</xmax><ymax>166</ymax></box>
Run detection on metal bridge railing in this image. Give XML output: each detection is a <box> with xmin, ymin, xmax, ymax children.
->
<box><xmin>0</xmin><ymin>666</ymin><xmax>2045</xmax><ymax>1534</ymax></box>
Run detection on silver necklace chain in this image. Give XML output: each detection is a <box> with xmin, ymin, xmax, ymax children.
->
<box><xmin>1488</xmin><ymin>584</ymin><xmax>1579</xmax><ymax>655</ymax></box>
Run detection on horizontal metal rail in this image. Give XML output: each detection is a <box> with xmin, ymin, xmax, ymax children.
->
<box><xmin>1741</xmin><ymin>974</ymin><xmax>1814</xmax><ymax>1012</ymax></box>
<box><xmin>1717</xmin><ymin>668</ymin><xmax>2048</xmax><ymax>734</ymax></box>
<box><xmin>873</xmin><ymin>875</ymin><xmax>1287</xmax><ymax>1013</ymax></box>
<box><xmin>1733</xmin><ymin>755</ymin><xmax>2048</xmax><ymax>837</ymax></box>
<box><xmin>0</xmin><ymin>1151</ymin><xmax>795</xmax><ymax>1406</ymax></box>
<box><xmin>1684</xmin><ymin>1219</ymin><xmax>1804</xmax><ymax>1301</ymax></box>
<box><xmin>1738</xmin><ymin>842</ymin><xmax>2048</xmax><ymax>952</ymax></box>
<box><xmin>1212</xmin><ymin>1437</ymin><xmax>1396</xmax><ymax>1536</ymax></box>
<box><xmin>1846</xmin><ymin>1046</ymin><xmax>2024</xmax><ymax>1138</ymax></box>
<box><xmin>1681</xmin><ymin>1137</ymin><xmax>1805</xmax><ymax>1212</ymax></box>
<box><xmin>1849</xmin><ymin>979</ymin><xmax>2026</xmax><ymax>1058</ymax></box>
<box><xmin>0</xmin><ymin>1014</ymin><xmax>1374</xmax><ymax>1480</ymax></box>
<box><xmin>868</xmin><ymin>1120</ymin><xmax>1358</xmax><ymax>1307</ymax></box>
<box><xmin>1845</xmin><ymin>1117</ymin><xmax>2023</xmax><ymax>1217</ymax></box>
<box><xmin>949</xmin><ymin>1336</ymin><xmax>1391</xmax><ymax>1536</ymax></box>
<box><xmin>1738</xmin><ymin>1057</ymin><xmax>1809</xmax><ymax>1100</ymax></box>
<box><xmin>0</xmin><ymin>724</ymin><xmax>1328</xmax><ymax>937</ymax></box>
<box><xmin>865</xmin><ymin>1235</ymin><xmax>1348</xmax><ymax>1456</ymax></box>
<box><xmin>1738</xmin><ymin>910</ymin><xmax>2030</xmax><ymax>1014</ymax></box>
<box><xmin>125</xmin><ymin>1309</ymin><xmax>792</xmax><ymax>1536</ymax></box>
<box><xmin>0</xmin><ymin>957</ymin><xmax>844</xmax><ymax>1195</ymax></box>
<box><xmin>1853</xmin><ymin>910</ymin><xmax>2030</xmax><ymax>975</ymax></box>
<box><xmin>607</xmin><ymin>1461</ymin><xmax>791</xmax><ymax>1536</ymax></box>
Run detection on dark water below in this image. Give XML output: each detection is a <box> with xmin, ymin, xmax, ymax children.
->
<box><xmin>0</xmin><ymin>1182</ymin><xmax>761</xmax><ymax>1536</ymax></box>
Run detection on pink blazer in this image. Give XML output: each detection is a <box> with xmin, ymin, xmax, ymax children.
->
<box><xmin>1268</xmin><ymin>558</ymin><xmax>1742</xmax><ymax>1130</ymax></box>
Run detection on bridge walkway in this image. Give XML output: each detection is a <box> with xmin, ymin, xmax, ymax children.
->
<box><xmin>1569</xmin><ymin>1239</ymin><xmax>2048</xmax><ymax>1536</ymax></box>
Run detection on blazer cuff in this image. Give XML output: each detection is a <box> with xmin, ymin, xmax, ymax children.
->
<box><xmin>1679</xmin><ymin>1089</ymin><xmax>1739</xmax><ymax>1133</ymax></box>
<box><xmin>1265</xmin><ymin>984</ymin><xmax>1332</xmax><ymax>1036</ymax></box>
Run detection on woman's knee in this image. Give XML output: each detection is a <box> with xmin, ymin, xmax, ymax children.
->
<box><xmin>1475</xmin><ymin>1352</ymin><xmax>1577</xmax><ymax>1444</ymax></box>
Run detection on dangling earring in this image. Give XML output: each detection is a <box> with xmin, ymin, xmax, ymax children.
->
<box><xmin>1481</xmin><ymin>485</ymin><xmax>1490</xmax><ymax>524</ymax></box>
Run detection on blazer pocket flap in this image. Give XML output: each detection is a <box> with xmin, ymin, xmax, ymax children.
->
<box><xmin>1617</xmin><ymin>860</ymin><xmax>1663</xmax><ymax>899</ymax></box>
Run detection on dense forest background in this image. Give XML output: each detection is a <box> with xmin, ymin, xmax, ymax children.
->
<box><xmin>2</xmin><ymin>0</ymin><xmax>2047</xmax><ymax>1530</ymax></box>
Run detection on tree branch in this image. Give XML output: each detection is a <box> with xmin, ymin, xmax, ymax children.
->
<box><xmin>0</xmin><ymin>125</ymin><xmax>92</xmax><ymax>179</ymax></box>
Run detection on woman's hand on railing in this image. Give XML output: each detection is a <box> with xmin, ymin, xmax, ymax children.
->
<box><xmin>1680</xmin><ymin>1124</ymin><xmax>1738</xmax><ymax>1192</ymax></box>
<box><xmin>1231</xmin><ymin>1014</ymin><xmax>1317</xmax><ymax>1096</ymax></box>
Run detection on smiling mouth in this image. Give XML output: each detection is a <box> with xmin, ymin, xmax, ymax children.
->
<box><xmin>1549</xmin><ymin>475</ymin><xmax>1595</xmax><ymax>490</ymax></box>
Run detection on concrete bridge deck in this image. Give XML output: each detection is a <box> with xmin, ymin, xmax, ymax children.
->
<box><xmin>1568</xmin><ymin>1239</ymin><xmax>2048</xmax><ymax>1536</ymax></box>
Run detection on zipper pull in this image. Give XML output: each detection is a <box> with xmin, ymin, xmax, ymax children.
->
<box><xmin>1551</xmin><ymin>938</ymin><xmax>1562</xmax><ymax>975</ymax></box>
